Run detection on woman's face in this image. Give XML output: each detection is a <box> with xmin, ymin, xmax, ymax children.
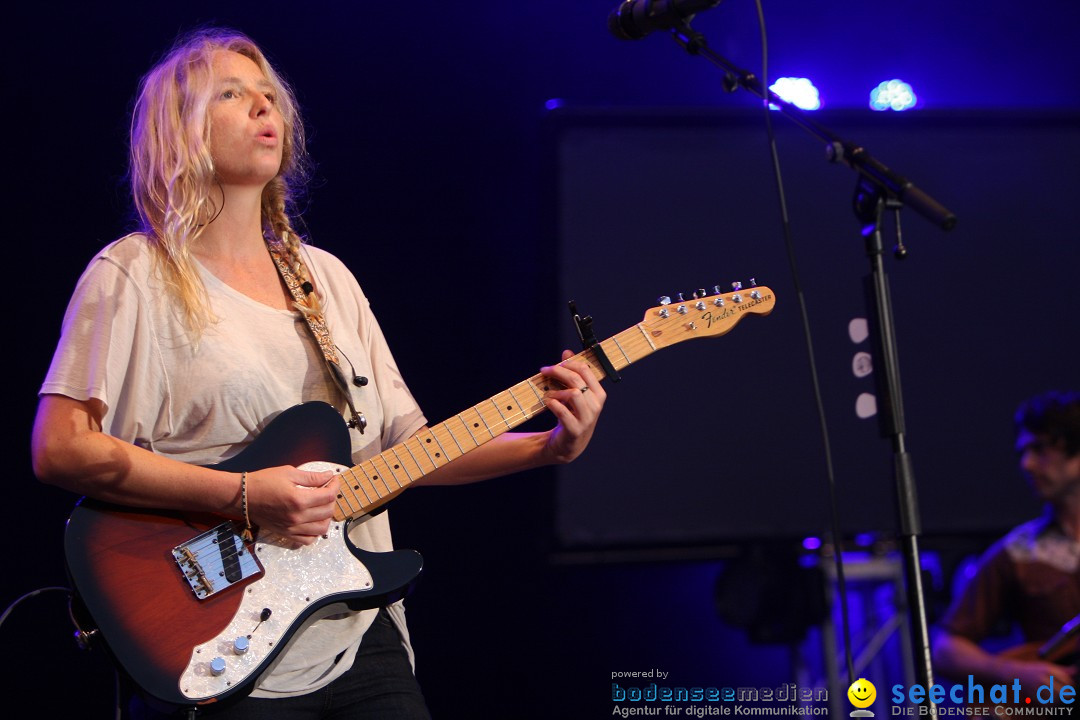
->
<box><xmin>207</xmin><ymin>50</ymin><xmax>285</xmax><ymax>189</ymax></box>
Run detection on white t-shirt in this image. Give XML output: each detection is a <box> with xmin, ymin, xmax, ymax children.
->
<box><xmin>40</xmin><ymin>234</ymin><xmax>427</xmax><ymax>697</ymax></box>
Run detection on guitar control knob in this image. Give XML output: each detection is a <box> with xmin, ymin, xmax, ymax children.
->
<box><xmin>210</xmin><ymin>657</ymin><xmax>227</xmax><ymax>676</ymax></box>
<box><xmin>233</xmin><ymin>636</ymin><xmax>250</xmax><ymax>655</ymax></box>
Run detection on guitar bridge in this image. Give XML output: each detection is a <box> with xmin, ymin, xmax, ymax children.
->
<box><xmin>172</xmin><ymin>522</ymin><xmax>262</xmax><ymax>600</ymax></box>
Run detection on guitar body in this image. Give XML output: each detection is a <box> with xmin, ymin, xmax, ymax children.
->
<box><xmin>64</xmin><ymin>402</ymin><xmax>423</xmax><ymax>710</ymax></box>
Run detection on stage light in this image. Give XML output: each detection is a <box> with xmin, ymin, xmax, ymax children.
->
<box><xmin>544</xmin><ymin>98</ymin><xmax>564</xmax><ymax>111</ymax></box>
<box><xmin>768</xmin><ymin>77</ymin><xmax>821</xmax><ymax>111</ymax></box>
<box><xmin>869</xmin><ymin>79</ymin><xmax>918</xmax><ymax>111</ymax></box>
<box><xmin>802</xmin><ymin>536</ymin><xmax>822</xmax><ymax>551</ymax></box>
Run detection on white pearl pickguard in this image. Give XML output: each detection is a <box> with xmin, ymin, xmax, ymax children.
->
<box><xmin>178</xmin><ymin>462</ymin><xmax>372</xmax><ymax>701</ymax></box>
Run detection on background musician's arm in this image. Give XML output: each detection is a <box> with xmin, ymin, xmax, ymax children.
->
<box><xmin>934</xmin><ymin>630</ymin><xmax>1074</xmax><ymax>688</ymax></box>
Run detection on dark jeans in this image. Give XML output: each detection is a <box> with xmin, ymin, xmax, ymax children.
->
<box><xmin>130</xmin><ymin>608</ymin><xmax>430</xmax><ymax>720</ymax></box>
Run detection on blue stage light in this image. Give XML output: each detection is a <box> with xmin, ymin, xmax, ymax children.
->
<box><xmin>768</xmin><ymin>77</ymin><xmax>821</xmax><ymax>111</ymax></box>
<box><xmin>544</xmin><ymin>98</ymin><xmax>564</xmax><ymax>111</ymax></box>
<box><xmin>869</xmin><ymin>79</ymin><xmax>918</xmax><ymax>111</ymax></box>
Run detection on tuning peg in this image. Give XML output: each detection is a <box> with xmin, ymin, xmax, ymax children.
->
<box><xmin>712</xmin><ymin>284</ymin><xmax>723</xmax><ymax>295</ymax></box>
<box><xmin>731</xmin><ymin>281</ymin><xmax>743</xmax><ymax>291</ymax></box>
<box><xmin>675</xmin><ymin>292</ymin><xmax>686</xmax><ymax>302</ymax></box>
<box><xmin>657</xmin><ymin>296</ymin><xmax>671</xmax><ymax>305</ymax></box>
<box><xmin>749</xmin><ymin>278</ymin><xmax>758</xmax><ymax>287</ymax></box>
<box><xmin>693</xmin><ymin>288</ymin><xmax>707</xmax><ymax>299</ymax></box>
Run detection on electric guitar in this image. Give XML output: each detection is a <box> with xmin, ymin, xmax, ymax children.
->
<box><xmin>64</xmin><ymin>285</ymin><xmax>775</xmax><ymax>710</ymax></box>
<box><xmin>969</xmin><ymin>616</ymin><xmax>1080</xmax><ymax>713</ymax></box>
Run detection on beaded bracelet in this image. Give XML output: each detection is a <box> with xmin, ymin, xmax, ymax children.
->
<box><xmin>240</xmin><ymin>471</ymin><xmax>254</xmax><ymax>542</ymax></box>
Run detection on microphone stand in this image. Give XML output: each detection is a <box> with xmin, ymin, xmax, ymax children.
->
<box><xmin>666</xmin><ymin>19</ymin><xmax>956</xmax><ymax>718</ymax></box>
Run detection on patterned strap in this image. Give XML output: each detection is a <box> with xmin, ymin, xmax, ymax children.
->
<box><xmin>267</xmin><ymin>241</ymin><xmax>368</xmax><ymax>433</ymax></box>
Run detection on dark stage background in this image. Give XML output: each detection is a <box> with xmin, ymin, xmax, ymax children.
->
<box><xmin>4</xmin><ymin>1</ymin><xmax>1079</xmax><ymax>717</ymax></box>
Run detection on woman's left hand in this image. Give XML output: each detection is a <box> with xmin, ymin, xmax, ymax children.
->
<box><xmin>539</xmin><ymin>349</ymin><xmax>607</xmax><ymax>464</ymax></box>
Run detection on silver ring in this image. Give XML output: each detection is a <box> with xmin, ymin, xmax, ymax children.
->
<box><xmin>580</xmin><ymin>386</ymin><xmax>590</xmax><ymax>394</ymax></box>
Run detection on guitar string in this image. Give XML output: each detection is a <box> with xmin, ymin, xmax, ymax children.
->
<box><xmin>144</xmin><ymin>300</ymin><xmax>759</xmax><ymax>575</ymax></box>
<box><xmin>175</xmin><ymin>378</ymin><xmax>569</xmax><ymax>571</ymax></box>
<box><xmin>178</xmin><ymin>359</ymin><xmax>605</xmax><ymax>570</ymax></box>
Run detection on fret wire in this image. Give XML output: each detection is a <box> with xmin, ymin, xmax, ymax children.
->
<box><xmin>345</xmin><ymin>468</ymin><xmax>374</xmax><ymax>505</ymax></box>
<box><xmin>636</xmin><ymin>323</ymin><xmax>657</xmax><ymax>350</ymax></box>
<box><xmin>402</xmin><ymin>440</ymin><xmax>429</xmax><ymax>477</ymax></box>
<box><xmin>336</xmin><ymin>473</ymin><xmax>363</xmax><ymax>513</ymax></box>
<box><xmin>489</xmin><ymin>398</ymin><xmax>512</xmax><ymax>429</ymax></box>
<box><xmin>609</xmin><ymin>337</ymin><xmax>632</xmax><ymax>368</ymax></box>
<box><xmin>506</xmin><ymin>385</ymin><xmax>530</xmax><ymax>419</ymax></box>
<box><xmin>465</xmin><ymin>406</ymin><xmax>496</xmax><ymax>440</ymax></box>
<box><xmin>362</xmin><ymin>460</ymin><xmax>393</xmax><ymax>495</ymax></box>
<box><xmin>428</xmin><ymin>425</ymin><xmax>455</xmax><ymax>461</ymax></box>
<box><xmin>413</xmin><ymin>433</ymin><xmax>440</xmax><ymax>470</ymax></box>
<box><xmin>524</xmin><ymin>377</ymin><xmax>544</xmax><ymax>404</ymax></box>
<box><xmin>442</xmin><ymin>419</ymin><xmax>468</xmax><ymax>455</ymax></box>
<box><xmin>373</xmin><ymin>454</ymin><xmax>405</xmax><ymax>489</ymax></box>
<box><xmin>456</xmin><ymin>413</ymin><xmax>482</xmax><ymax>446</ymax></box>
<box><xmin>390</xmin><ymin>447</ymin><xmax>417</xmax><ymax>482</ymax></box>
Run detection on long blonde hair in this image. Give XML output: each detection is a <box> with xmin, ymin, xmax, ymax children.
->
<box><xmin>129</xmin><ymin>28</ymin><xmax>310</xmax><ymax>334</ymax></box>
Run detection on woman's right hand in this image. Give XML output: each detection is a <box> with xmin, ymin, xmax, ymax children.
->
<box><xmin>243</xmin><ymin>466</ymin><xmax>339</xmax><ymax>546</ymax></box>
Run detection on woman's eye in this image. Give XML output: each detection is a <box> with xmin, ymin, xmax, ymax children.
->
<box><xmin>221</xmin><ymin>89</ymin><xmax>237</xmax><ymax>99</ymax></box>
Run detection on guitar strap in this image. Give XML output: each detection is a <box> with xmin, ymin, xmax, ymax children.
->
<box><xmin>266</xmin><ymin>239</ymin><xmax>368</xmax><ymax>434</ymax></box>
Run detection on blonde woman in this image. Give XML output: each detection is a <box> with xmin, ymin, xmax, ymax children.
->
<box><xmin>32</xmin><ymin>28</ymin><xmax>604</xmax><ymax>719</ymax></box>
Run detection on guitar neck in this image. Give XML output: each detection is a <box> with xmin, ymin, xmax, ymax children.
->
<box><xmin>331</xmin><ymin>324</ymin><xmax>654</xmax><ymax>521</ymax></box>
<box><xmin>330</xmin><ymin>284</ymin><xmax>775</xmax><ymax>521</ymax></box>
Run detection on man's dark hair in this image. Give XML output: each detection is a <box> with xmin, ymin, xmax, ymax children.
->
<box><xmin>1015</xmin><ymin>391</ymin><xmax>1080</xmax><ymax>457</ymax></box>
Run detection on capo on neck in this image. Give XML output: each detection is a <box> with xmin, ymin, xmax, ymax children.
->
<box><xmin>568</xmin><ymin>300</ymin><xmax>620</xmax><ymax>383</ymax></box>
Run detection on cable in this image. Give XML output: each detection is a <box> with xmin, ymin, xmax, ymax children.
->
<box><xmin>0</xmin><ymin>586</ymin><xmax>72</xmax><ymax>631</ymax></box>
<box><xmin>751</xmin><ymin>0</ymin><xmax>855</xmax><ymax>688</ymax></box>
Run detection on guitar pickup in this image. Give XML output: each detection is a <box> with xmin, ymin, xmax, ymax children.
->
<box><xmin>172</xmin><ymin>522</ymin><xmax>263</xmax><ymax>600</ymax></box>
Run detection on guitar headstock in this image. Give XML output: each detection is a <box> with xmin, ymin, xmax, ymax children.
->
<box><xmin>640</xmin><ymin>283</ymin><xmax>776</xmax><ymax>349</ymax></box>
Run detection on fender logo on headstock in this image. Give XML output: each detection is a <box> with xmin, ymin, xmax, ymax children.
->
<box><xmin>701</xmin><ymin>292</ymin><xmax>774</xmax><ymax>328</ymax></box>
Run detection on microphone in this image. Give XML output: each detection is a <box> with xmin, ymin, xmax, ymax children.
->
<box><xmin>608</xmin><ymin>0</ymin><xmax>723</xmax><ymax>40</ymax></box>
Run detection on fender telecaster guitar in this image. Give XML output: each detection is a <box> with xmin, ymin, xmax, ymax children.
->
<box><xmin>64</xmin><ymin>286</ymin><xmax>775</xmax><ymax>710</ymax></box>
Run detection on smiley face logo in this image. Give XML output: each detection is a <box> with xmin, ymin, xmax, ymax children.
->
<box><xmin>847</xmin><ymin>678</ymin><xmax>877</xmax><ymax>709</ymax></box>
